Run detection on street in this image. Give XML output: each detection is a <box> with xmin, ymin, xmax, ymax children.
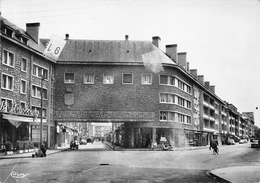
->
<box><xmin>0</xmin><ymin>142</ymin><xmax>258</xmax><ymax>183</ymax></box>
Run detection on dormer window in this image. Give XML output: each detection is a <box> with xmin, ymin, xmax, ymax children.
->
<box><xmin>4</xmin><ymin>27</ymin><xmax>14</xmax><ymax>38</ymax></box>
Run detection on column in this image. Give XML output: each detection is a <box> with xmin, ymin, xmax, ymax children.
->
<box><xmin>152</xmin><ymin>127</ymin><xmax>156</xmax><ymax>143</ymax></box>
<box><xmin>131</xmin><ymin>128</ymin><xmax>134</xmax><ymax>148</ymax></box>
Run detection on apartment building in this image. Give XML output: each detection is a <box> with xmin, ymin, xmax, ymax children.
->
<box><xmin>0</xmin><ymin>16</ymin><xmax>56</xmax><ymax>150</ymax></box>
<box><xmin>0</xmin><ymin>16</ymin><xmax>255</xmax><ymax>151</ymax></box>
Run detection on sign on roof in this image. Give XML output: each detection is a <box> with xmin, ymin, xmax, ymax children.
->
<box><xmin>44</xmin><ymin>34</ymin><xmax>66</xmax><ymax>60</ymax></box>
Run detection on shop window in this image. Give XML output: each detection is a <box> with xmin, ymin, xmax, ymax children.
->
<box><xmin>2</xmin><ymin>49</ymin><xmax>15</xmax><ymax>67</ymax></box>
<box><xmin>21</xmin><ymin>57</ymin><xmax>27</xmax><ymax>72</ymax></box>
<box><xmin>122</xmin><ymin>73</ymin><xmax>133</xmax><ymax>84</ymax></box>
<box><xmin>1</xmin><ymin>74</ymin><xmax>14</xmax><ymax>90</ymax></box>
<box><xmin>84</xmin><ymin>73</ymin><xmax>94</xmax><ymax>84</ymax></box>
<box><xmin>103</xmin><ymin>74</ymin><xmax>114</xmax><ymax>84</ymax></box>
<box><xmin>64</xmin><ymin>73</ymin><xmax>75</xmax><ymax>83</ymax></box>
<box><xmin>141</xmin><ymin>74</ymin><xmax>152</xmax><ymax>84</ymax></box>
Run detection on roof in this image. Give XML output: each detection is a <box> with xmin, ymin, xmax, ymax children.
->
<box><xmin>56</xmin><ymin>39</ymin><xmax>176</xmax><ymax>65</ymax></box>
<box><xmin>0</xmin><ymin>16</ymin><xmax>46</xmax><ymax>54</ymax></box>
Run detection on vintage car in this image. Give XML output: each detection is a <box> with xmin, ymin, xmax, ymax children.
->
<box><xmin>251</xmin><ymin>140</ymin><xmax>259</xmax><ymax>148</ymax></box>
<box><xmin>70</xmin><ymin>140</ymin><xmax>79</xmax><ymax>149</ymax></box>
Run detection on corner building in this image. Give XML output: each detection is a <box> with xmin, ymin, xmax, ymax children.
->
<box><xmin>54</xmin><ymin>35</ymin><xmax>226</xmax><ymax>148</ymax></box>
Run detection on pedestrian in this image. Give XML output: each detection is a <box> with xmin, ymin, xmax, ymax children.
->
<box><xmin>40</xmin><ymin>143</ymin><xmax>47</xmax><ymax>157</ymax></box>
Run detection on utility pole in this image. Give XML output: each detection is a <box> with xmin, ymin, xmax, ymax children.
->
<box><xmin>40</xmin><ymin>76</ymin><xmax>44</xmax><ymax>144</ymax></box>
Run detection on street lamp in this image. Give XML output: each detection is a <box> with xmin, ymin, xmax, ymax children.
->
<box><xmin>40</xmin><ymin>75</ymin><xmax>45</xmax><ymax>145</ymax></box>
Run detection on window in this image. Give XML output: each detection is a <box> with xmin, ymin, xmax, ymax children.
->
<box><xmin>160</xmin><ymin>93</ymin><xmax>167</xmax><ymax>103</ymax></box>
<box><xmin>84</xmin><ymin>74</ymin><xmax>94</xmax><ymax>84</ymax></box>
<box><xmin>160</xmin><ymin>111</ymin><xmax>175</xmax><ymax>121</ymax></box>
<box><xmin>32</xmin><ymin>85</ymin><xmax>47</xmax><ymax>99</ymax></box>
<box><xmin>178</xmin><ymin>114</ymin><xmax>185</xmax><ymax>123</ymax></box>
<box><xmin>160</xmin><ymin>93</ymin><xmax>175</xmax><ymax>104</ymax></box>
<box><xmin>20</xmin><ymin>102</ymin><xmax>26</xmax><ymax>110</ymax></box>
<box><xmin>186</xmin><ymin>101</ymin><xmax>191</xmax><ymax>109</ymax></box>
<box><xmin>1</xmin><ymin>74</ymin><xmax>13</xmax><ymax>90</ymax></box>
<box><xmin>160</xmin><ymin>75</ymin><xmax>168</xmax><ymax>84</ymax></box>
<box><xmin>64</xmin><ymin>73</ymin><xmax>75</xmax><ymax>83</ymax></box>
<box><xmin>103</xmin><ymin>74</ymin><xmax>114</xmax><ymax>84</ymax></box>
<box><xmin>21</xmin><ymin>58</ymin><xmax>27</xmax><ymax>72</ymax></box>
<box><xmin>160</xmin><ymin>75</ymin><xmax>175</xmax><ymax>85</ymax></box>
<box><xmin>2</xmin><ymin>50</ymin><xmax>14</xmax><ymax>67</ymax></box>
<box><xmin>141</xmin><ymin>74</ymin><xmax>152</xmax><ymax>84</ymax></box>
<box><xmin>0</xmin><ymin>98</ymin><xmax>12</xmax><ymax>112</ymax></box>
<box><xmin>122</xmin><ymin>74</ymin><xmax>133</xmax><ymax>84</ymax></box>
<box><xmin>32</xmin><ymin>106</ymin><xmax>47</xmax><ymax>118</ymax></box>
<box><xmin>20</xmin><ymin>80</ymin><xmax>27</xmax><ymax>94</ymax></box>
<box><xmin>33</xmin><ymin>64</ymin><xmax>48</xmax><ymax>79</ymax></box>
<box><xmin>178</xmin><ymin>97</ymin><xmax>185</xmax><ymax>107</ymax></box>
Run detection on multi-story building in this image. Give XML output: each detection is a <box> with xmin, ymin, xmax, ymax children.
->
<box><xmin>1</xmin><ymin>16</ymin><xmax>256</xmax><ymax>151</ymax></box>
<box><xmin>0</xmin><ymin>16</ymin><xmax>56</xmax><ymax>150</ymax></box>
<box><xmin>53</xmin><ymin>34</ymin><xmax>239</xmax><ymax>148</ymax></box>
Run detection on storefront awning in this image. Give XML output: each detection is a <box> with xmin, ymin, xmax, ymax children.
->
<box><xmin>2</xmin><ymin>114</ymin><xmax>46</xmax><ymax>128</ymax></box>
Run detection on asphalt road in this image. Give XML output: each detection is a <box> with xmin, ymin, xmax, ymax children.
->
<box><xmin>0</xmin><ymin>142</ymin><xmax>257</xmax><ymax>183</ymax></box>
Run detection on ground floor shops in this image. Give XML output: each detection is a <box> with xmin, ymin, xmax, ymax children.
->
<box><xmin>110</xmin><ymin>122</ymin><xmax>222</xmax><ymax>149</ymax></box>
<box><xmin>0</xmin><ymin>113</ymin><xmax>55</xmax><ymax>152</ymax></box>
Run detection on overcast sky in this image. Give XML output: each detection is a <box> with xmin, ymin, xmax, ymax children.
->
<box><xmin>1</xmin><ymin>0</ymin><xmax>260</xmax><ymax>126</ymax></box>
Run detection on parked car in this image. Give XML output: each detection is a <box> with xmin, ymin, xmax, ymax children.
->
<box><xmin>80</xmin><ymin>139</ymin><xmax>87</xmax><ymax>145</ymax></box>
<box><xmin>227</xmin><ymin>139</ymin><xmax>235</xmax><ymax>145</ymax></box>
<box><xmin>70</xmin><ymin>140</ymin><xmax>79</xmax><ymax>149</ymax></box>
<box><xmin>239</xmin><ymin>139</ymin><xmax>247</xmax><ymax>144</ymax></box>
<box><xmin>251</xmin><ymin>140</ymin><xmax>260</xmax><ymax>148</ymax></box>
<box><xmin>87</xmin><ymin>138</ymin><xmax>92</xmax><ymax>143</ymax></box>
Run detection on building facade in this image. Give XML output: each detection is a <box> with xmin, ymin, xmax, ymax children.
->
<box><xmin>0</xmin><ymin>16</ymin><xmax>56</xmax><ymax>151</ymax></box>
<box><xmin>0</xmin><ymin>16</ymin><xmax>256</xmax><ymax>152</ymax></box>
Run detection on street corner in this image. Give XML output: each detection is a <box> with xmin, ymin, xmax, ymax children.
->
<box><xmin>210</xmin><ymin>165</ymin><xmax>260</xmax><ymax>183</ymax></box>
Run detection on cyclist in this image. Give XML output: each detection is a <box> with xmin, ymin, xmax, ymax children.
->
<box><xmin>209</xmin><ymin>139</ymin><xmax>219</xmax><ymax>154</ymax></box>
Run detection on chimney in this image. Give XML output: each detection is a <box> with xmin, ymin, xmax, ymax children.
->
<box><xmin>152</xmin><ymin>36</ymin><xmax>161</xmax><ymax>48</ymax></box>
<box><xmin>26</xmin><ymin>23</ymin><xmax>40</xmax><ymax>44</ymax></box>
<box><xmin>65</xmin><ymin>34</ymin><xmax>69</xmax><ymax>40</ymax></box>
<box><xmin>198</xmin><ymin>75</ymin><xmax>204</xmax><ymax>84</ymax></box>
<box><xmin>177</xmin><ymin>52</ymin><xmax>187</xmax><ymax>69</ymax></box>
<box><xmin>166</xmin><ymin>44</ymin><xmax>177</xmax><ymax>62</ymax></box>
<box><xmin>190</xmin><ymin>69</ymin><xmax>197</xmax><ymax>79</ymax></box>
<box><xmin>210</xmin><ymin>85</ymin><xmax>215</xmax><ymax>93</ymax></box>
<box><xmin>125</xmin><ymin>35</ymin><xmax>129</xmax><ymax>41</ymax></box>
<box><xmin>187</xmin><ymin>62</ymin><xmax>190</xmax><ymax>72</ymax></box>
<box><xmin>205</xmin><ymin>81</ymin><xmax>210</xmax><ymax>89</ymax></box>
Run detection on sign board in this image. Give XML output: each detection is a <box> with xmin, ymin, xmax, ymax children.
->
<box><xmin>43</xmin><ymin>34</ymin><xmax>66</xmax><ymax>60</ymax></box>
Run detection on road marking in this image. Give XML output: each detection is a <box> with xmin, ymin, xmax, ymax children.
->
<box><xmin>3</xmin><ymin>159</ymin><xmax>22</xmax><ymax>183</ymax></box>
<box><xmin>83</xmin><ymin>166</ymin><xmax>98</xmax><ymax>172</ymax></box>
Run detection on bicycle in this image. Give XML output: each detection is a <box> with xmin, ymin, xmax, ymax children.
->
<box><xmin>212</xmin><ymin>146</ymin><xmax>219</xmax><ymax>155</ymax></box>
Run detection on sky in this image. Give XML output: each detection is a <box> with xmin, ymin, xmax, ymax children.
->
<box><xmin>1</xmin><ymin>0</ymin><xmax>260</xmax><ymax>126</ymax></box>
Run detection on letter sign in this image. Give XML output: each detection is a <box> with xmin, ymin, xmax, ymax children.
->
<box><xmin>44</xmin><ymin>34</ymin><xmax>66</xmax><ymax>60</ymax></box>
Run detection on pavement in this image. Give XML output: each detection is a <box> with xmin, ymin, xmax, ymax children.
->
<box><xmin>0</xmin><ymin>145</ymin><xmax>70</xmax><ymax>159</ymax></box>
<box><xmin>1</xmin><ymin>142</ymin><xmax>259</xmax><ymax>183</ymax></box>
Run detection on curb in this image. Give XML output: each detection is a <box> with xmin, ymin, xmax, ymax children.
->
<box><xmin>0</xmin><ymin>148</ymin><xmax>69</xmax><ymax>159</ymax></box>
<box><xmin>207</xmin><ymin>170</ymin><xmax>232</xmax><ymax>183</ymax></box>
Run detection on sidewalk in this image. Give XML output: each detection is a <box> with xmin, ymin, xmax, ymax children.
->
<box><xmin>210</xmin><ymin>165</ymin><xmax>260</xmax><ymax>183</ymax></box>
<box><xmin>0</xmin><ymin>145</ymin><xmax>70</xmax><ymax>159</ymax></box>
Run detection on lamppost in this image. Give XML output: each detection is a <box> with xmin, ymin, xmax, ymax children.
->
<box><xmin>40</xmin><ymin>76</ymin><xmax>45</xmax><ymax>144</ymax></box>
